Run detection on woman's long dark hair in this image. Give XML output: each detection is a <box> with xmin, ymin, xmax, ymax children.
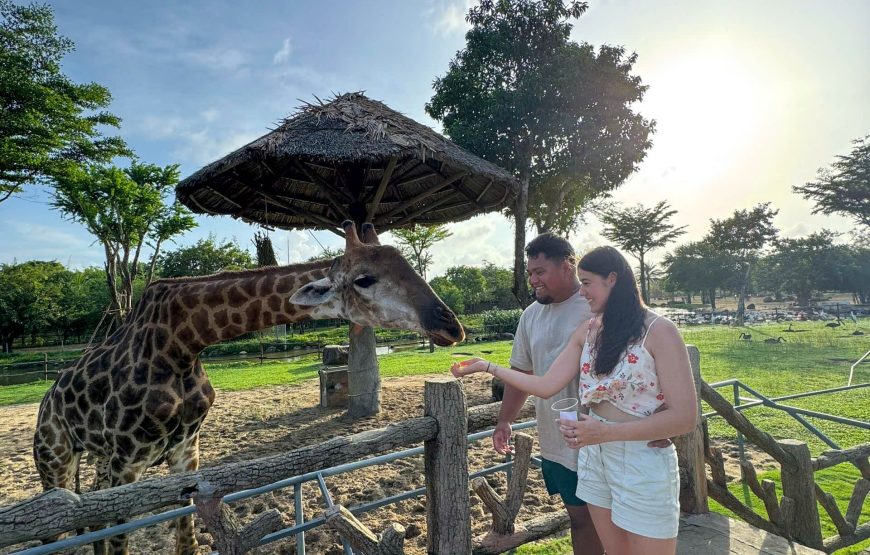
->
<box><xmin>579</xmin><ymin>246</ymin><xmax>647</xmax><ymax>377</ymax></box>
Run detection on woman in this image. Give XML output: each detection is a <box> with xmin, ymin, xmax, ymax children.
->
<box><xmin>451</xmin><ymin>246</ymin><xmax>697</xmax><ymax>555</ymax></box>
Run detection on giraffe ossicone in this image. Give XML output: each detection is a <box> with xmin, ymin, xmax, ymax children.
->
<box><xmin>33</xmin><ymin>221</ymin><xmax>463</xmax><ymax>554</ymax></box>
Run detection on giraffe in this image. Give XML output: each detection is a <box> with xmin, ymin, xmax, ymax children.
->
<box><xmin>32</xmin><ymin>221</ymin><xmax>464</xmax><ymax>555</ymax></box>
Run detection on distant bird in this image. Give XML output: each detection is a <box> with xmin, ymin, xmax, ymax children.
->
<box><xmin>783</xmin><ymin>323</ymin><xmax>794</xmax><ymax>332</ymax></box>
<box><xmin>764</xmin><ymin>337</ymin><xmax>786</xmax><ymax>344</ymax></box>
<box><xmin>739</xmin><ymin>332</ymin><xmax>752</xmax><ymax>341</ymax></box>
<box><xmin>826</xmin><ymin>322</ymin><xmax>841</xmax><ymax>328</ymax></box>
<box><xmin>852</xmin><ymin>330</ymin><xmax>865</xmax><ymax>336</ymax></box>
<box><xmin>850</xmin><ymin>312</ymin><xmax>858</xmax><ymax>325</ymax></box>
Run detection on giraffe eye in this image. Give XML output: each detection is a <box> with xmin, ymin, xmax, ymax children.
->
<box><xmin>354</xmin><ymin>275</ymin><xmax>378</xmax><ymax>288</ymax></box>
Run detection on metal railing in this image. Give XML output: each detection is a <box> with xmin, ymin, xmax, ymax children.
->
<box><xmin>848</xmin><ymin>349</ymin><xmax>870</xmax><ymax>386</ymax></box>
<box><xmin>704</xmin><ymin>378</ymin><xmax>870</xmax><ymax>507</ymax></box>
<box><xmin>10</xmin><ymin>421</ymin><xmax>540</xmax><ymax>555</ymax></box>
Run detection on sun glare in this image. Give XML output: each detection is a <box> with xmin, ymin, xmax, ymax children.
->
<box><xmin>645</xmin><ymin>49</ymin><xmax>767</xmax><ymax>181</ymax></box>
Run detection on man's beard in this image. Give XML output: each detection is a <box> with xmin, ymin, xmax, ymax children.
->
<box><xmin>533</xmin><ymin>290</ymin><xmax>554</xmax><ymax>305</ymax></box>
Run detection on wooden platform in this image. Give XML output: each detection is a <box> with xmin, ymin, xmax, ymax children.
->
<box><xmin>678</xmin><ymin>513</ymin><xmax>824</xmax><ymax>554</ymax></box>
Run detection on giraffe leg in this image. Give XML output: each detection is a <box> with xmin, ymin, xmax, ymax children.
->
<box><xmin>32</xmin><ymin>413</ymin><xmax>81</xmax><ymax>544</ymax></box>
<box><xmin>89</xmin><ymin>458</ymin><xmax>112</xmax><ymax>555</ymax></box>
<box><xmin>165</xmin><ymin>434</ymin><xmax>201</xmax><ymax>555</ymax></box>
<box><xmin>104</xmin><ymin>459</ymin><xmax>148</xmax><ymax>555</ymax></box>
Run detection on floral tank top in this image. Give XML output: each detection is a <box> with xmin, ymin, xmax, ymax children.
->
<box><xmin>578</xmin><ymin>316</ymin><xmax>665</xmax><ymax>417</ymax></box>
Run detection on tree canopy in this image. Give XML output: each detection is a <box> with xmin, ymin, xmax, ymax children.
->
<box><xmin>391</xmin><ymin>224</ymin><xmax>452</xmax><ymax>279</ymax></box>
<box><xmin>599</xmin><ymin>201</ymin><xmax>686</xmax><ymax>304</ymax></box>
<box><xmin>51</xmin><ymin>161</ymin><xmax>196</xmax><ymax>323</ymax></box>
<box><xmin>157</xmin><ymin>235</ymin><xmax>253</xmax><ymax>278</ymax></box>
<box><xmin>705</xmin><ymin>203</ymin><xmax>778</xmax><ymax>324</ymax></box>
<box><xmin>426</xmin><ymin>0</ymin><xmax>653</xmax><ymax>305</ymax></box>
<box><xmin>0</xmin><ymin>0</ymin><xmax>126</xmax><ymax>203</ymax></box>
<box><xmin>793</xmin><ymin>135</ymin><xmax>870</xmax><ymax>229</ymax></box>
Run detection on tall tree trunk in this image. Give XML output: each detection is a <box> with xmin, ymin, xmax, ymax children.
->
<box><xmin>512</xmin><ymin>174</ymin><xmax>530</xmax><ymax>308</ymax></box>
<box><xmin>639</xmin><ymin>253</ymin><xmax>648</xmax><ymax>305</ymax></box>
<box><xmin>709</xmin><ymin>288</ymin><xmax>717</xmax><ymax>311</ymax></box>
<box><xmin>736</xmin><ymin>265</ymin><xmax>751</xmax><ymax>326</ymax></box>
<box><xmin>347</xmin><ymin>326</ymin><xmax>380</xmax><ymax>418</ymax></box>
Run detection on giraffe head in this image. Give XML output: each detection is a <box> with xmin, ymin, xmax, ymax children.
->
<box><xmin>290</xmin><ymin>221</ymin><xmax>464</xmax><ymax>346</ymax></box>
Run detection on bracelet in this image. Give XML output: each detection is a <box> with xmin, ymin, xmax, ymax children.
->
<box><xmin>485</xmin><ymin>361</ymin><xmax>492</xmax><ymax>375</ymax></box>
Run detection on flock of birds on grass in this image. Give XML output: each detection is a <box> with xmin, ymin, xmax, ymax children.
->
<box><xmin>737</xmin><ymin>319</ymin><xmax>866</xmax><ymax>343</ymax></box>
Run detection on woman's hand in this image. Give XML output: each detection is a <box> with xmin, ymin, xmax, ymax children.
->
<box><xmin>557</xmin><ymin>414</ymin><xmax>610</xmax><ymax>449</ymax></box>
<box><xmin>450</xmin><ymin>357</ymin><xmax>490</xmax><ymax>378</ymax></box>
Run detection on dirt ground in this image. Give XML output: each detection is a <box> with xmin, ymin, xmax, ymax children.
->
<box><xmin>0</xmin><ymin>374</ymin><xmax>774</xmax><ymax>554</ymax></box>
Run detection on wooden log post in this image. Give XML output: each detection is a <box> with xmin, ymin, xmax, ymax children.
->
<box><xmin>674</xmin><ymin>345</ymin><xmax>708</xmax><ymax>514</ymax></box>
<box><xmin>424</xmin><ymin>378</ymin><xmax>471</xmax><ymax>555</ymax></box>
<box><xmin>347</xmin><ymin>325</ymin><xmax>380</xmax><ymax>418</ymax></box>
<box><xmin>778</xmin><ymin>439</ymin><xmax>823</xmax><ymax>549</ymax></box>
<box><xmin>193</xmin><ymin>481</ymin><xmax>284</xmax><ymax>555</ymax></box>
<box><xmin>325</xmin><ymin>504</ymin><xmax>406</xmax><ymax>555</ymax></box>
<box><xmin>472</xmin><ymin>432</ymin><xmax>534</xmax><ymax>534</ymax></box>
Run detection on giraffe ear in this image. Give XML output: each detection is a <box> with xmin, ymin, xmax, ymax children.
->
<box><xmin>289</xmin><ymin>277</ymin><xmax>335</xmax><ymax>306</ymax></box>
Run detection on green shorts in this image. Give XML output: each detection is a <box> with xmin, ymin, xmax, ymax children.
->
<box><xmin>540</xmin><ymin>458</ymin><xmax>586</xmax><ymax>507</ymax></box>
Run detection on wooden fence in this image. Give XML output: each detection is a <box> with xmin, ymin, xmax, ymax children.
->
<box><xmin>1</xmin><ymin>347</ymin><xmax>868</xmax><ymax>554</ymax></box>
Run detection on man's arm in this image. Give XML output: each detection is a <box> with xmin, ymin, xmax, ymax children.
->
<box><xmin>493</xmin><ymin>367</ymin><xmax>531</xmax><ymax>454</ymax></box>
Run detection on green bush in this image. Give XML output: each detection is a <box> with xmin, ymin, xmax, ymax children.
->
<box><xmin>481</xmin><ymin>308</ymin><xmax>523</xmax><ymax>334</ymax></box>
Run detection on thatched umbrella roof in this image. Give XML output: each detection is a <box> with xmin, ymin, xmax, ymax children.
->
<box><xmin>175</xmin><ymin>92</ymin><xmax>518</xmax><ymax>233</ymax></box>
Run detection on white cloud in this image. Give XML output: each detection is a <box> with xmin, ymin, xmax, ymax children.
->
<box><xmin>426</xmin><ymin>0</ymin><xmax>476</xmax><ymax>36</ymax></box>
<box><xmin>183</xmin><ymin>47</ymin><xmax>248</xmax><ymax>72</ymax></box>
<box><xmin>273</xmin><ymin>37</ymin><xmax>293</xmax><ymax>64</ymax></box>
<box><xmin>201</xmin><ymin>108</ymin><xmax>220</xmax><ymax>122</ymax></box>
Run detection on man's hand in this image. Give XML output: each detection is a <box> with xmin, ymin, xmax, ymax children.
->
<box><xmin>492</xmin><ymin>422</ymin><xmax>514</xmax><ymax>454</ymax></box>
<box><xmin>647</xmin><ymin>402</ymin><xmax>673</xmax><ymax>448</ymax></box>
<box><xmin>647</xmin><ymin>438</ymin><xmax>673</xmax><ymax>448</ymax></box>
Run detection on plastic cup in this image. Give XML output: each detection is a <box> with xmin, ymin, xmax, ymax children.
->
<box><xmin>551</xmin><ymin>397</ymin><xmax>579</xmax><ymax>421</ymax></box>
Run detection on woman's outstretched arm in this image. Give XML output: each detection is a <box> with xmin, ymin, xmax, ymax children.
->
<box><xmin>451</xmin><ymin>321</ymin><xmax>589</xmax><ymax>398</ymax></box>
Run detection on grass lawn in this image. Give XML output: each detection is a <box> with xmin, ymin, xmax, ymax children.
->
<box><xmin>1</xmin><ymin>321</ymin><xmax>867</xmax><ymax>552</ymax></box>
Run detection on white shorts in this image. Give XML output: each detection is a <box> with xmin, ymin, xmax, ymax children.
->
<box><xmin>574</xmin><ymin>412</ymin><xmax>680</xmax><ymax>539</ymax></box>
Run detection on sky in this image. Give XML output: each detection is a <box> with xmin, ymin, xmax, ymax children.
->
<box><xmin>1</xmin><ymin>0</ymin><xmax>868</xmax><ymax>276</ymax></box>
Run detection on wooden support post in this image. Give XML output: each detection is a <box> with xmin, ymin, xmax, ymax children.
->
<box><xmin>424</xmin><ymin>378</ymin><xmax>471</xmax><ymax>555</ymax></box>
<box><xmin>193</xmin><ymin>481</ymin><xmax>283</xmax><ymax>555</ymax></box>
<box><xmin>473</xmin><ymin>512</ymin><xmax>571</xmax><ymax>555</ymax></box>
<box><xmin>778</xmin><ymin>440</ymin><xmax>823</xmax><ymax>549</ymax></box>
<box><xmin>674</xmin><ymin>345</ymin><xmax>708</xmax><ymax>513</ymax></box>
<box><xmin>325</xmin><ymin>504</ymin><xmax>406</xmax><ymax>554</ymax></box>
<box><xmin>814</xmin><ymin>483</ymin><xmax>853</xmax><ymax>536</ymax></box>
<box><xmin>347</xmin><ymin>325</ymin><xmax>380</xmax><ymax>418</ymax></box>
<box><xmin>845</xmin><ymin>478</ymin><xmax>870</xmax><ymax>529</ymax></box>
<box><xmin>740</xmin><ymin>460</ymin><xmax>782</xmax><ymax>525</ymax></box>
<box><xmin>472</xmin><ymin>432</ymin><xmax>533</xmax><ymax>534</ymax></box>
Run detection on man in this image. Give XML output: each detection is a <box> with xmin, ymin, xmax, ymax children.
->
<box><xmin>494</xmin><ymin>232</ymin><xmax>603</xmax><ymax>554</ymax></box>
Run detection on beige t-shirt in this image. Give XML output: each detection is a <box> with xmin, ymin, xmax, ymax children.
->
<box><xmin>509</xmin><ymin>290</ymin><xmax>591</xmax><ymax>470</ymax></box>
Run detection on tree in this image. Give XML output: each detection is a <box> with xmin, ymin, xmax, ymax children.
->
<box><xmin>391</xmin><ymin>224</ymin><xmax>452</xmax><ymax>279</ymax></box>
<box><xmin>663</xmin><ymin>240</ymin><xmax>734</xmax><ymax>310</ymax></box>
<box><xmin>306</xmin><ymin>246</ymin><xmax>344</xmax><ymax>262</ymax></box>
<box><xmin>600</xmin><ymin>201</ymin><xmax>686</xmax><ymax>304</ymax></box>
<box><xmin>429</xmin><ymin>276</ymin><xmax>465</xmax><ymax>315</ymax></box>
<box><xmin>445</xmin><ymin>265</ymin><xmax>488</xmax><ymax>308</ymax></box>
<box><xmin>253</xmin><ymin>230</ymin><xmax>278</xmax><ymax>266</ymax></box>
<box><xmin>480</xmin><ymin>262</ymin><xmax>515</xmax><ymax>307</ymax></box>
<box><xmin>51</xmin><ymin>161</ymin><xmax>196</xmax><ymax>324</ymax></box>
<box><xmin>0</xmin><ymin>0</ymin><xmax>126</xmax><ymax>203</ymax></box>
<box><xmin>0</xmin><ymin>261</ymin><xmax>66</xmax><ymax>351</ymax></box>
<box><xmin>793</xmin><ymin>136</ymin><xmax>870</xmax><ymax>228</ymax></box>
<box><xmin>426</xmin><ymin>0</ymin><xmax>653</xmax><ymax>305</ymax></box>
<box><xmin>839</xmin><ymin>245</ymin><xmax>870</xmax><ymax>305</ymax></box>
<box><xmin>765</xmin><ymin>231</ymin><xmax>843</xmax><ymax>308</ymax></box>
<box><xmin>705</xmin><ymin>203</ymin><xmax>778</xmax><ymax>325</ymax></box>
<box><xmin>157</xmin><ymin>235</ymin><xmax>253</xmax><ymax>278</ymax></box>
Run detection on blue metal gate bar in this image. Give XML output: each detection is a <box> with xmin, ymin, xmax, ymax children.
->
<box><xmin>10</xmin><ymin>421</ymin><xmax>537</xmax><ymax>555</ymax></box>
<box><xmin>315</xmin><ymin>472</ymin><xmax>353</xmax><ymax>555</ymax></box>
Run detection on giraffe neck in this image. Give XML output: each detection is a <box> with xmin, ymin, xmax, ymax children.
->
<box><xmin>131</xmin><ymin>260</ymin><xmax>334</xmax><ymax>357</ymax></box>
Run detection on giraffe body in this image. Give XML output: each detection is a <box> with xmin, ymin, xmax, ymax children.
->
<box><xmin>33</xmin><ymin>223</ymin><xmax>463</xmax><ymax>554</ymax></box>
